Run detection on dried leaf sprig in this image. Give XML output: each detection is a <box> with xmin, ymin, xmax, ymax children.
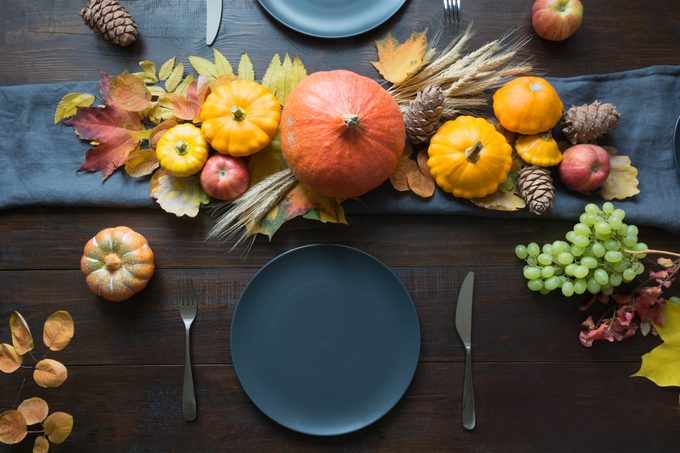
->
<box><xmin>0</xmin><ymin>311</ymin><xmax>75</xmax><ymax>448</ymax></box>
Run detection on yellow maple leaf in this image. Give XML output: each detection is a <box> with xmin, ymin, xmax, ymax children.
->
<box><xmin>54</xmin><ymin>93</ymin><xmax>95</xmax><ymax>124</ymax></box>
<box><xmin>633</xmin><ymin>301</ymin><xmax>680</xmax><ymax>387</ymax></box>
<box><xmin>599</xmin><ymin>155</ymin><xmax>640</xmax><ymax>201</ymax></box>
<box><xmin>371</xmin><ymin>29</ymin><xmax>428</xmax><ymax>84</ymax></box>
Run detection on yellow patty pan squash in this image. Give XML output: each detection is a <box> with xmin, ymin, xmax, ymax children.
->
<box><xmin>200</xmin><ymin>80</ymin><xmax>280</xmax><ymax>156</ymax></box>
<box><xmin>515</xmin><ymin>132</ymin><xmax>563</xmax><ymax>167</ymax></box>
<box><xmin>492</xmin><ymin>76</ymin><xmax>563</xmax><ymax>135</ymax></box>
<box><xmin>427</xmin><ymin>116</ymin><xmax>513</xmax><ymax>199</ymax></box>
<box><xmin>156</xmin><ymin>123</ymin><xmax>208</xmax><ymax>177</ymax></box>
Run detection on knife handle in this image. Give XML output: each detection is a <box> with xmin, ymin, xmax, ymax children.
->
<box><xmin>462</xmin><ymin>346</ymin><xmax>476</xmax><ymax>430</ymax></box>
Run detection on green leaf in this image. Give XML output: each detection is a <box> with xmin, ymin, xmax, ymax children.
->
<box><xmin>150</xmin><ymin>170</ymin><xmax>210</xmax><ymax>217</ymax></box>
<box><xmin>158</xmin><ymin>57</ymin><xmax>176</xmax><ymax>81</ymax></box>
<box><xmin>164</xmin><ymin>62</ymin><xmax>184</xmax><ymax>92</ymax></box>
<box><xmin>633</xmin><ymin>302</ymin><xmax>680</xmax><ymax>387</ymax></box>
<box><xmin>54</xmin><ymin>93</ymin><xmax>95</xmax><ymax>124</ymax></box>
<box><xmin>213</xmin><ymin>49</ymin><xmax>233</xmax><ymax>76</ymax></box>
<box><xmin>237</xmin><ymin>53</ymin><xmax>255</xmax><ymax>80</ymax></box>
<box><xmin>188</xmin><ymin>55</ymin><xmax>218</xmax><ymax>79</ymax></box>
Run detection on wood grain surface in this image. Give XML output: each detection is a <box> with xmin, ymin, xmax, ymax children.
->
<box><xmin>1</xmin><ymin>1</ymin><xmax>680</xmax><ymax>451</ymax></box>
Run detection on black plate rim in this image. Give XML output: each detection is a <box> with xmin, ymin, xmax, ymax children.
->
<box><xmin>230</xmin><ymin>243</ymin><xmax>421</xmax><ymax>436</ymax></box>
<box><xmin>256</xmin><ymin>0</ymin><xmax>407</xmax><ymax>39</ymax></box>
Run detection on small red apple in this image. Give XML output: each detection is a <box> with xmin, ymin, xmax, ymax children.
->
<box><xmin>532</xmin><ymin>0</ymin><xmax>584</xmax><ymax>41</ymax></box>
<box><xmin>200</xmin><ymin>155</ymin><xmax>249</xmax><ymax>201</ymax></box>
<box><xmin>559</xmin><ymin>144</ymin><xmax>610</xmax><ymax>193</ymax></box>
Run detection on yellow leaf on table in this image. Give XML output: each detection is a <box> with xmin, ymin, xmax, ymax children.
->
<box><xmin>174</xmin><ymin>74</ymin><xmax>195</xmax><ymax>96</ymax></box>
<box><xmin>238</xmin><ymin>53</ymin><xmax>255</xmax><ymax>80</ymax></box>
<box><xmin>54</xmin><ymin>93</ymin><xmax>95</xmax><ymax>124</ymax></box>
<box><xmin>599</xmin><ymin>155</ymin><xmax>640</xmax><ymax>201</ymax></box>
<box><xmin>10</xmin><ymin>311</ymin><xmax>33</xmax><ymax>355</ymax></box>
<box><xmin>125</xmin><ymin>149</ymin><xmax>159</xmax><ymax>178</ymax></box>
<box><xmin>188</xmin><ymin>55</ymin><xmax>218</xmax><ymax>80</ymax></box>
<box><xmin>164</xmin><ymin>62</ymin><xmax>184</xmax><ymax>92</ymax></box>
<box><xmin>147</xmin><ymin>85</ymin><xmax>166</xmax><ymax>98</ymax></box>
<box><xmin>138</xmin><ymin>60</ymin><xmax>158</xmax><ymax>83</ymax></box>
<box><xmin>43</xmin><ymin>412</ymin><xmax>73</xmax><ymax>444</ymax></box>
<box><xmin>17</xmin><ymin>397</ymin><xmax>49</xmax><ymax>425</ymax></box>
<box><xmin>633</xmin><ymin>302</ymin><xmax>680</xmax><ymax>387</ymax></box>
<box><xmin>471</xmin><ymin>190</ymin><xmax>526</xmax><ymax>211</ymax></box>
<box><xmin>150</xmin><ymin>170</ymin><xmax>210</xmax><ymax>218</ymax></box>
<box><xmin>147</xmin><ymin>97</ymin><xmax>176</xmax><ymax>125</ymax></box>
<box><xmin>213</xmin><ymin>49</ymin><xmax>234</xmax><ymax>76</ymax></box>
<box><xmin>33</xmin><ymin>359</ymin><xmax>68</xmax><ymax>388</ymax></box>
<box><xmin>0</xmin><ymin>410</ymin><xmax>27</xmax><ymax>445</ymax></box>
<box><xmin>158</xmin><ymin>57</ymin><xmax>176</xmax><ymax>81</ymax></box>
<box><xmin>33</xmin><ymin>436</ymin><xmax>50</xmax><ymax>453</ymax></box>
<box><xmin>43</xmin><ymin>310</ymin><xmax>74</xmax><ymax>351</ymax></box>
<box><xmin>371</xmin><ymin>29</ymin><xmax>428</xmax><ymax>84</ymax></box>
<box><xmin>261</xmin><ymin>53</ymin><xmax>307</xmax><ymax>105</ymax></box>
<box><xmin>0</xmin><ymin>343</ymin><xmax>22</xmax><ymax>373</ymax></box>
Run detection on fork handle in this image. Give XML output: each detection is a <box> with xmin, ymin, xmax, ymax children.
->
<box><xmin>183</xmin><ymin>329</ymin><xmax>197</xmax><ymax>421</ymax></box>
<box><xmin>462</xmin><ymin>346</ymin><xmax>475</xmax><ymax>430</ymax></box>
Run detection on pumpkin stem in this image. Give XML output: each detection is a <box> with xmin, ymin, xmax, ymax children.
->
<box><xmin>464</xmin><ymin>141</ymin><xmax>484</xmax><ymax>162</ymax></box>
<box><xmin>231</xmin><ymin>106</ymin><xmax>247</xmax><ymax>121</ymax></box>
<box><xmin>104</xmin><ymin>254</ymin><xmax>122</xmax><ymax>272</ymax></box>
<box><xmin>343</xmin><ymin>114</ymin><xmax>361</xmax><ymax>129</ymax></box>
<box><xmin>175</xmin><ymin>140</ymin><xmax>189</xmax><ymax>156</ymax></box>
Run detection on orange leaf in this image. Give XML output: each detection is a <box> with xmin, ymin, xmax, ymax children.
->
<box><xmin>416</xmin><ymin>150</ymin><xmax>431</xmax><ymax>178</ymax></box>
<box><xmin>0</xmin><ymin>410</ymin><xmax>27</xmax><ymax>445</ymax></box>
<box><xmin>390</xmin><ymin>148</ymin><xmax>414</xmax><ymax>192</ymax></box>
<box><xmin>33</xmin><ymin>436</ymin><xmax>50</xmax><ymax>453</ymax></box>
<box><xmin>125</xmin><ymin>149</ymin><xmax>159</xmax><ymax>178</ymax></box>
<box><xmin>10</xmin><ymin>311</ymin><xmax>33</xmax><ymax>355</ymax></box>
<box><xmin>150</xmin><ymin>119</ymin><xmax>179</xmax><ymax>149</ymax></box>
<box><xmin>407</xmin><ymin>164</ymin><xmax>435</xmax><ymax>198</ymax></box>
<box><xmin>108</xmin><ymin>74</ymin><xmax>152</xmax><ymax>112</ymax></box>
<box><xmin>371</xmin><ymin>29</ymin><xmax>428</xmax><ymax>84</ymax></box>
<box><xmin>43</xmin><ymin>310</ymin><xmax>74</xmax><ymax>352</ymax></box>
<box><xmin>43</xmin><ymin>412</ymin><xmax>73</xmax><ymax>444</ymax></box>
<box><xmin>34</xmin><ymin>359</ymin><xmax>68</xmax><ymax>388</ymax></box>
<box><xmin>17</xmin><ymin>398</ymin><xmax>49</xmax><ymax>425</ymax></box>
<box><xmin>0</xmin><ymin>343</ymin><xmax>22</xmax><ymax>373</ymax></box>
<box><xmin>165</xmin><ymin>80</ymin><xmax>203</xmax><ymax>121</ymax></box>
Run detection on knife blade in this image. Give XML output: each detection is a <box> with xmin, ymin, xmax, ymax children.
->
<box><xmin>455</xmin><ymin>271</ymin><xmax>475</xmax><ymax>430</ymax></box>
<box><xmin>206</xmin><ymin>0</ymin><xmax>223</xmax><ymax>46</ymax></box>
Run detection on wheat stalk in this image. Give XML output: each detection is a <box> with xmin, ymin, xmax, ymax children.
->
<box><xmin>207</xmin><ymin>168</ymin><xmax>296</xmax><ymax>250</ymax></box>
<box><xmin>389</xmin><ymin>25</ymin><xmax>533</xmax><ymax>118</ymax></box>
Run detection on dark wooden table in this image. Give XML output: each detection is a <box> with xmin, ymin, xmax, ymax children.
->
<box><xmin>2</xmin><ymin>1</ymin><xmax>680</xmax><ymax>451</ymax></box>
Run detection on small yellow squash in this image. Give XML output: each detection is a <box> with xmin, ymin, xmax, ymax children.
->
<box><xmin>492</xmin><ymin>76</ymin><xmax>563</xmax><ymax>135</ymax></box>
<box><xmin>427</xmin><ymin>116</ymin><xmax>513</xmax><ymax>199</ymax></box>
<box><xmin>156</xmin><ymin>123</ymin><xmax>208</xmax><ymax>177</ymax></box>
<box><xmin>515</xmin><ymin>132</ymin><xmax>563</xmax><ymax>167</ymax></box>
<box><xmin>200</xmin><ymin>80</ymin><xmax>280</xmax><ymax>156</ymax></box>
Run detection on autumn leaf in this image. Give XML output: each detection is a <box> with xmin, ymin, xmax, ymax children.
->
<box><xmin>248</xmin><ymin>130</ymin><xmax>287</xmax><ymax>186</ymax></box>
<box><xmin>147</xmin><ymin>85</ymin><xmax>166</xmax><ymax>98</ymax></box>
<box><xmin>10</xmin><ymin>311</ymin><xmax>33</xmax><ymax>355</ymax></box>
<box><xmin>188</xmin><ymin>55</ymin><xmax>218</xmax><ymax>79</ymax></box>
<box><xmin>150</xmin><ymin>170</ymin><xmax>210</xmax><ymax>218</ymax></box>
<box><xmin>262</xmin><ymin>53</ymin><xmax>307</xmax><ymax>105</ymax></box>
<box><xmin>165</xmin><ymin>62</ymin><xmax>184</xmax><ymax>92</ymax></box>
<box><xmin>146</xmin><ymin>97</ymin><xmax>176</xmax><ymax>125</ymax></box>
<box><xmin>150</xmin><ymin>119</ymin><xmax>179</xmax><ymax>149</ymax></box>
<box><xmin>108</xmin><ymin>74</ymin><xmax>152</xmax><ymax>112</ymax></box>
<box><xmin>408</xmin><ymin>150</ymin><xmax>435</xmax><ymax>197</ymax></box>
<box><xmin>658</xmin><ymin>257</ymin><xmax>675</xmax><ymax>268</ymax></box>
<box><xmin>34</xmin><ymin>359</ymin><xmax>68</xmax><ymax>388</ymax></box>
<box><xmin>471</xmin><ymin>190</ymin><xmax>526</xmax><ymax>211</ymax></box>
<box><xmin>173</xmin><ymin>74</ymin><xmax>194</xmax><ymax>96</ymax></box>
<box><xmin>210</xmin><ymin>74</ymin><xmax>237</xmax><ymax>91</ymax></box>
<box><xmin>238</xmin><ymin>53</ymin><xmax>255</xmax><ymax>80</ymax></box>
<box><xmin>165</xmin><ymin>78</ymin><xmax>207</xmax><ymax>122</ymax></box>
<box><xmin>599</xmin><ymin>155</ymin><xmax>640</xmax><ymax>201</ymax></box>
<box><xmin>212</xmin><ymin>49</ymin><xmax>233</xmax><ymax>76</ymax></box>
<box><xmin>0</xmin><ymin>410</ymin><xmax>27</xmax><ymax>445</ymax></box>
<box><xmin>158</xmin><ymin>57</ymin><xmax>176</xmax><ymax>81</ymax></box>
<box><xmin>17</xmin><ymin>398</ymin><xmax>49</xmax><ymax>425</ymax></box>
<box><xmin>33</xmin><ymin>436</ymin><xmax>50</xmax><ymax>453</ymax></box>
<box><xmin>54</xmin><ymin>93</ymin><xmax>95</xmax><ymax>124</ymax></box>
<box><xmin>43</xmin><ymin>310</ymin><xmax>74</xmax><ymax>352</ymax></box>
<box><xmin>633</xmin><ymin>302</ymin><xmax>680</xmax><ymax>387</ymax></box>
<box><xmin>125</xmin><ymin>149</ymin><xmax>159</xmax><ymax>178</ymax></box>
<box><xmin>390</xmin><ymin>149</ymin><xmax>414</xmax><ymax>192</ymax></box>
<box><xmin>372</xmin><ymin>29</ymin><xmax>428</xmax><ymax>84</ymax></box>
<box><xmin>137</xmin><ymin>60</ymin><xmax>158</xmax><ymax>84</ymax></box>
<box><xmin>0</xmin><ymin>343</ymin><xmax>22</xmax><ymax>373</ymax></box>
<box><xmin>43</xmin><ymin>412</ymin><xmax>73</xmax><ymax>444</ymax></box>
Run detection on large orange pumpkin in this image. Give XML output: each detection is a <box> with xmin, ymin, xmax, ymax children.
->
<box><xmin>281</xmin><ymin>70</ymin><xmax>405</xmax><ymax>198</ymax></box>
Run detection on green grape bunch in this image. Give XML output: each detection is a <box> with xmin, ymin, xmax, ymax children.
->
<box><xmin>515</xmin><ymin>202</ymin><xmax>648</xmax><ymax>297</ymax></box>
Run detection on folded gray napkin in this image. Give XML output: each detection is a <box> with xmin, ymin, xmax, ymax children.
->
<box><xmin>1</xmin><ymin>66</ymin><xmax>679</xmax><ymax>231</ymax></box>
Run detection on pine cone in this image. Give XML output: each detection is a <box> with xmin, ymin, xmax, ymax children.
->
<box><xmin>517</xmin><ymin>166</ymin><xmax>554</xmax><ymax>215</ymax></box>
<box><xmin>404</xmin><ymin>85</ymin><xmax>444</xmax><ymax>144</ymax></box>
<box><xmin>80</xmin><ymin>0</ymin><xmax>138</xmax><ymax>47</ymax></box>
<box><xmin>561</xmin><ymin>101</ymin><xmax>620</xmax><ymax>144</ymax></box>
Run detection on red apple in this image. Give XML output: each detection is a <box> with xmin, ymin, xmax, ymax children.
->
<box><xmin>532</xmin><ymin>0</ymin><xmax>584</xmax><ymax>41</ymax></box>
<box><xmin>559</xmin><ymin>144</ymin><xmax>610</xmax><ymax>193</ymax></box>
<box><xmin>200</xmin><ymin>155</ymin><xmax>249</xmax><ymax>201</ymax></box>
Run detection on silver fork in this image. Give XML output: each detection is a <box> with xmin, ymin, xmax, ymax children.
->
<box><xmin>444</xmin><ymin>0</ymin><xmax>461</xmax><ymax>24</ymax></box>
<box><xmin>179</xmin><ymin>278</ymin><xmax>197</xmax><ymax>421</ymax></box>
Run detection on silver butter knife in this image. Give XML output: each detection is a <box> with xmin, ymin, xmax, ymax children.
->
<box><xmin>455</xmin><ymin>271</ymin><xmax>476</xmax><ymax>430</ymax></box>
<box><xmin>206</xmin><ymin>0</ymin><xmax>223</xmax><ymax>46</ymax></box>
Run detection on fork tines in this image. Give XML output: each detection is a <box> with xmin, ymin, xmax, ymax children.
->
<box><xmin>444</xmin><ymin>0</ymin><xmax>461</xmax><ymax>24</ymax></box>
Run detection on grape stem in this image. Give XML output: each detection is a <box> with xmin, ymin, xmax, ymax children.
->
<box><xmin>624</xmin><ymin>249</ymin><xmax>680</xmax><ymax>258</ymax></box>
